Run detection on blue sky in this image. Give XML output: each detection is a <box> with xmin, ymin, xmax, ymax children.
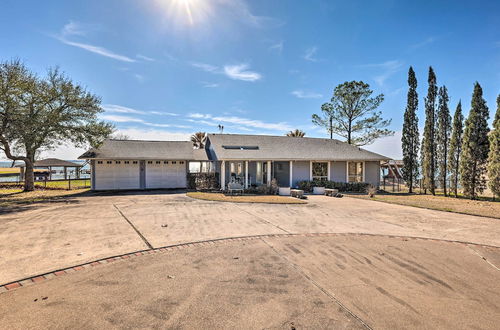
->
<box><xmin>1</xmin><ymin>0</ymin><xmax>499</xmax><ymax>159</ymax></box>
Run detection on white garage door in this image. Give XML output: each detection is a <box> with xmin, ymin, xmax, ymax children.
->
<box><xmin>94</xmin><ymin>160</ymin><xmax>140</xmax><ymax>190</ymax></box>
<box><xmin>145</xmin><ymin>160</ymin><xmax>186</xmax><ymax>189</ymax></box>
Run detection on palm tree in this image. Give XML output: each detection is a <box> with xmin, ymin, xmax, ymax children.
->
<box><xmin>286</xmin><ymin>129</ymin><xmax>306</xmax><ymax>137</ymax></box>
<box><xmin>190</xmin><ymin>132</ymin><xmax>206</xmax><ymax>149</ymax></box>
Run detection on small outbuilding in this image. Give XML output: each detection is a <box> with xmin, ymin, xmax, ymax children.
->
<box><xmin>19</xmin><ymin>158</ymin><xmax>83</xmax><ymax>180</ymax></box>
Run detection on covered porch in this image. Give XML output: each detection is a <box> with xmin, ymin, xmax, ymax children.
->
<box><xmin>219</xmin><ymin>160</ymin><xmax>305</xmax><ymax>190</ymax></box>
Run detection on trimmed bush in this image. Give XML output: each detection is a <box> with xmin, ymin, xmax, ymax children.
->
<box><xmin>187</xmin><ymin>173</ymin><xmax>220</xmax><ymax>190</ymax></box>
<box><xmin>297</xmin><ymin>180</ymin><xmax>369</xmax><ymax>193</ymax></box>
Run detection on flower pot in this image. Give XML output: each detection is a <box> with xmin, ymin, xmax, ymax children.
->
<box><xmin>278</xmin><ymin>187</ymin><xmax>291</xmax><ymax>196</ymax></box>
<box><xmin>313</xmin><ymin>186</ymin><xmax>325</xmax><ymax>195</ymax></box>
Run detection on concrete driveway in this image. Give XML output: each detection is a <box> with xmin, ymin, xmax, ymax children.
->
<box><xmin>0</xmin><ymin>191</ymin><xmax>499</xmax><ymax>329</ymax></box>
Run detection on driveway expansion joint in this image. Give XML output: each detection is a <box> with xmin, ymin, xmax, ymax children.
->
<box><xmin>1</xmin><ymin>232</ymin><xmax>499</xmax><ymax>294</ymax></box>
<box><xmin>113</xmin><ymin>204</ymin><xmax>153</xmax><ymax>249</ymax></box>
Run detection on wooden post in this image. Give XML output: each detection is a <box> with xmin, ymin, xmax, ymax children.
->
<box><xmin>220</xmin><ymin>161</ymin><xmax>226</xmax><ymax>191</ymax></box>
<box><xmin>267</xmin><ymin>161</ymin><xmax>271</xmax><ymax>186</ymax></box>
<box><xmin>245</xmin><ymin>161</ymin><xmax>249</xmax><ymax>189</ymax></box>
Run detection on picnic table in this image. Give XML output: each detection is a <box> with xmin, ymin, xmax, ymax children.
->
<box><xmin>324</xmin><ymin>188</ymin><xmax>339</xmax><ymax>197</ymax></box>
<box><xmin>290</xmin><ymin>189</ymin><xmax>304</xmax><ymax>198</ymax></box>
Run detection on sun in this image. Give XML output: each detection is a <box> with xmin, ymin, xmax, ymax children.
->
<box><xmin>156</xmin><ymin>0</ymin><xmax>212</xmax><ymax>26</ymax></box>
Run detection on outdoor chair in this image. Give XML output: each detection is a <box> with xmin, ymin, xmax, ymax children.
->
<box><xmin>227</xmin><ymin>182</ymin><xmax>244</xmax><ymax>195</ymax></box>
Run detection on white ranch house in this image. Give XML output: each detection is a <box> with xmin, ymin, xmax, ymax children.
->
<box><xmin>79</xmin><ymin>133</ymin><xmax>390</xmax><ymax>191</ymax></box>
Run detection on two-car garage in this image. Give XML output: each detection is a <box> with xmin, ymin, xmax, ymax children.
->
<box><xmin>93</xmin><ymin>159</ymin><xmax>187</xmax><ymax>191</ymax></box>
<box><xmin>85</xmin><ymin>140</ymin><xmax>200</xmax><ymax>191</ymax></box>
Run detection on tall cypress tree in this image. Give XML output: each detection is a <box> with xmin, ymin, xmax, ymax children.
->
<box><xmin>422</xmin><ymin>67</ymin><xmax>438</xmax><ymax>195</ymax></box>
<box><xmin>436</xmin><ymin>86</ymin><xmax>451</xmax><ymax>195</ymax></box>
<box><xmin>401</xmin><ymin>67</ymin><xmax>419</xmax><ymax>193</ymax></box>
<box><xmin>487</xmin><ymin>95</ymin><xmax>500</xmax><ymax>199</ymax></box>
<box><xmin>447</xmin><ymin>101</ymin><xmax>464</xmax><ymax>197</ymax></box>
<box><xmin>459</xmin><ymin>82</ymin><xmax>490</xmax><ymax>199</ymax></box>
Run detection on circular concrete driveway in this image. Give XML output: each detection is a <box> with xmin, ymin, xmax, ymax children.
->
<box><xmin>0</xmin><ymin>192</ymin><xmax>499</xmax><ymax>329</ymax></box>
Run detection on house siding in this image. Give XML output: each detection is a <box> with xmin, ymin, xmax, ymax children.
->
<box><xmin>292</xmin><ymin>161</ymin><xmax>310</xmax><ymax>187</ymax></box>
<box><xmin>331</xmin><ymin>161</ymin><xmax>347</xmax><ymax>182</ymax></box>
<box><xmin>365</xmin><ymin>161</ymin><xmax>380</xmax><ymax>187</ymax></box>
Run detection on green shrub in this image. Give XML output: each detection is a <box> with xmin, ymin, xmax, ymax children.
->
<box><xmin>297</xmin><ymin>180</ymin><xmax>369</xmax><ymax>193</ymax></box>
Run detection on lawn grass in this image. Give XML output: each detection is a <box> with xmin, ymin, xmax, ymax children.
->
<box><xmin>347</xmin><ymin>192</ymin><xmax>500</xmax><ymax>219</ymax></box>
<box><xmin>0</xmin><ymin>187</ymin><xmax>90</xmax><ymax>208</ymax></box>
<box><xmin>0</xmin><ymin>179</ymin><xmax>90</xmax><ymax>190</ymax></box>
<box><xmin>187</xmin><ymin>192</ymin><xmax>307</xmax><ymax>204</ymax></box>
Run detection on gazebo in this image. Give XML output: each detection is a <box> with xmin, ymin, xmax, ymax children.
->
<box><xmin>19</xmin><ymin>158</ymin><xmax>83</xmax><ymax>180</ymax></box>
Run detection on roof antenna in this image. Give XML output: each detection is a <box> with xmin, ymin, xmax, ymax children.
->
<box><xmin>218</xmin><ymin>124</ymin><xmax>224</xmax><ymax>134</ymax></box>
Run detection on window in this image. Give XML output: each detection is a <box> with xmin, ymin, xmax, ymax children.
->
<box><xmin>107</xmin><ymin>161</ymin><xmax>112</xmax><ymax>164</ymax></box>
<box><xmin>312</xmin><ymin>162</ymin><xmax>328</xmax><ymax>181</ymax></box>
<box><xmin>164</xmin><ymin>161</ymin><xmax>168</xmax><ymax>164</ymax></box>
<box><xmin>124</xmin><ymin>161</ymin><xmax>129</xmax><ymax>164</ymax></box>
<box><xmin>147</xmin><ymin>161</ymin><xmax>152</xmax><ymax>164</ymax></box>
<box><xmin>348</xmin><ymin>162</ymin><xmax>364</xmax><ymax>183</ymax></box>
<box><xmin>97</xmin><ymin>161</ymin><xmax>103</xmax><ymax>164</ymax></box>
<box><xmin>180</xmin><ymin>161</ymin><xmax>184</xmax><ymax>164</ymax></box>
<box><xmin>172</xmin><ymin>161</ymin><xmax>176</xmax><ymax>164</ymax></box>
<box><xmin>189</xmin><ymin>161</ymin><xmax>213</xmax><ymax>173</ymax></box>
<box><xmin>156</xmin><ymin>161</ymin><xmax>161</xmax><ymax>164</ymax></box>
<box><xmin>132</xmin><ymin>161</ymin><xmax>138</xmax><ymax>164</ymax></box>
<box><xmin>116</xmin><ymin>161</ymin><xmax>121</xmax><ymax>164</ymax></box>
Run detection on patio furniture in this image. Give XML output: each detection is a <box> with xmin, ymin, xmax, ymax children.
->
<box><xmin>313</xmin><ymin>186</ymin><xmax>325</xmax><ymax>195</ymax></box>
<box><xmin>278</xmin><ymin>187</ymin><xmax>291</xmax><ymax>196</ymax></box>
<box><xmin>325</xmin><ymin>188</ymin><xmax>339</xmax><ymax>197</ymax></box>
<box><xmin>290</xmin><ymin>189</ymin><xmax>304</xmax><ymax>198</ymax></box>
<box><xmin>227</xmin><ymin>182</ymin><xmax>244</xmax><ymax>195</ymax></box>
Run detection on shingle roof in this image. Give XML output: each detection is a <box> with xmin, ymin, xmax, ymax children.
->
<box><xmin>79</xmin><ymin>135</ymin><xmax>391</xmax><ymax>161</ymax></box>
<box><xmin>32</xmin><ymin>158</ymin><xmax>82</xmax><ymax>167</ymax></box>
<box><xmin>78</xmin><ymin>139</ymin><xmax>208</xmax><ymax>160</ymax></box>
<box><xmin>206</xmin><ymin>134</ymin><xmax>390</xmax><ymax>161</ymax></box>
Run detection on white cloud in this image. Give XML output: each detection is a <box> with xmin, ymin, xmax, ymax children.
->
<box><xmin>218</xmin><ymin>0</ymin><xmax>284</xmax><ymax>28</ymax></box>
<box><xmin>291</xmin><ymin>90</ymin><xmax>323</xmax><ymax>99</ymax></box>
<box><xmin>201</xmin><ymin>82</ymin><xmax>219</xmax><ymax>88</ymax></box>
<box><xmin>410</xmin><ymin>36</ymin><xmax>437</xmax><ymax>50</ymax></box>
<box><xmin>116</xmin><ymin>128</ymin><xmax>192</xmax><ymax>141</ymax></box>
<box><xmin>191</xmin><ymin>62</ymin><xmax>262</xmax><ymax>82</ymax></box>
<box><xmin>102</xmin><ymin>104</ymin><xmax>146</xmax><ymax>114</ymax></box>
<box><xmin>103</xmin><ymin>104</ymin><xmax>179</xmax><ymax>117</ymax></box>
<box><xmin>57</xmin><ymin>38</ymin><xmax>136</xmax><ymax>63</ymax></box>
<box><xmin>190</xmin><ymin>62</ymin><xmax>219</xmax><ymax>73</ymax></box>
<box><xmin>136</xmin><ymin>54</ymin><xmax>156</xmax><ymax>61</ymax></box>
<box><xmin>269</xmin><ymin>40</ymin><xmax>284</xmax><ymax>52</ymax></box>
<box><xmin>359</xmin><ymin>60</ymin><xmax>404</xmax><ymax>87</ymax></box>
<box><xmin>61</xmin><ymin>21</ymin><xmax>88</xmax><ymax>37</ymax></box>
<box><xmin>223</xmin><ymin>64</ymin><xmax>262</xmax><ymax>82</ymax></box>
<box><xmin>133</xmin><ymin>73</ymin><xmax>145</xmax><ymax>83</ymax></box>
<box><xmin>303</xmin><ymin>46</ymin><xmax>318</xmax><ymax>62</ymax></box>
<box><xmin>101</xmin><ymin>114</ymin><xmax>189</xmax><ymax>129</ymax></box>
<box><xmin>363</xmin><ymin>131</ymin><xmax>402</xmax><ymax>159</ymax></box>
<box><xmin>187</xmin><ymin>113</ymin><xmax>290</xmax><ymax>131</ymax></box>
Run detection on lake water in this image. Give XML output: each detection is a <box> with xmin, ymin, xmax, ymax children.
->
<box><xmin>0</xmin><ymin>160</ymin><xmax>90</xmax><ymax>182</ymax></box>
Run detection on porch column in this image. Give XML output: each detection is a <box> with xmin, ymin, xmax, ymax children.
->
<box><xmin>220</xmin><ymin>161</ymin><xmax>226</xmax><ymax>190</ymax></box>
<box><xmin>267</xmin><ymin>161</ymin><xmax>272</xmax><ymax>186</ymax></box>
<box><xmin>289</xmin><ymin>161</ymin><xmax>293</xmax><ymax>188</ymax></box>
<box><xmin>245</xmin><ymin>161</ymin><xmax>249</xmax><ymax>189</ymax></box>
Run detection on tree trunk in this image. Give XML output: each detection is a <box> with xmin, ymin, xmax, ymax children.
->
<box><xmin>329</xmin><ymin>117</ymin><xmax>333</xmax><ymax>139</ymax></box>
<box><xmin>24</xmin><ymin>160</ymin><xmax>35</xmax><ymax>191</ymax></box>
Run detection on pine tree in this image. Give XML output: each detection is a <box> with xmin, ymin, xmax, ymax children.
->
<box><xmin>420</xmin><ymin>136</ymin><xmax>426</xmax><ymax>194</ymax></box>
<box><xmin>447</xmin><ymin>101</ymin><xmax>464</xmax><ymax>197</ymax></box>
<box><xmin>422</xmin><ymin>67</ymin><xmax>438</xmax><ymax>195</ymax></box>
<box><xmin>401</xmin><ymin>67</ymin><xmax>419</xmax><ymax>193</ymax></box>
<box><xmin>436</xmin><ymin>86</ymin><xmax>451</xmax><ymax>195</ymax></box>
<box><xmin>459</xmin><ymin>83</ymin><xmax>490</xmax><ymax>199</ymax></box>
<box><xmin>487</xmin><ymin>95</ymin><xmax>500</xmax><ymax>199</ymax></box>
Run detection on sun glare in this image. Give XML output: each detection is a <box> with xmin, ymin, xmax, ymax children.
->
<box><xmin>157</xmin><ymin>0</ymin><xmax>212</xmax><ymax>26</ymax></box>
